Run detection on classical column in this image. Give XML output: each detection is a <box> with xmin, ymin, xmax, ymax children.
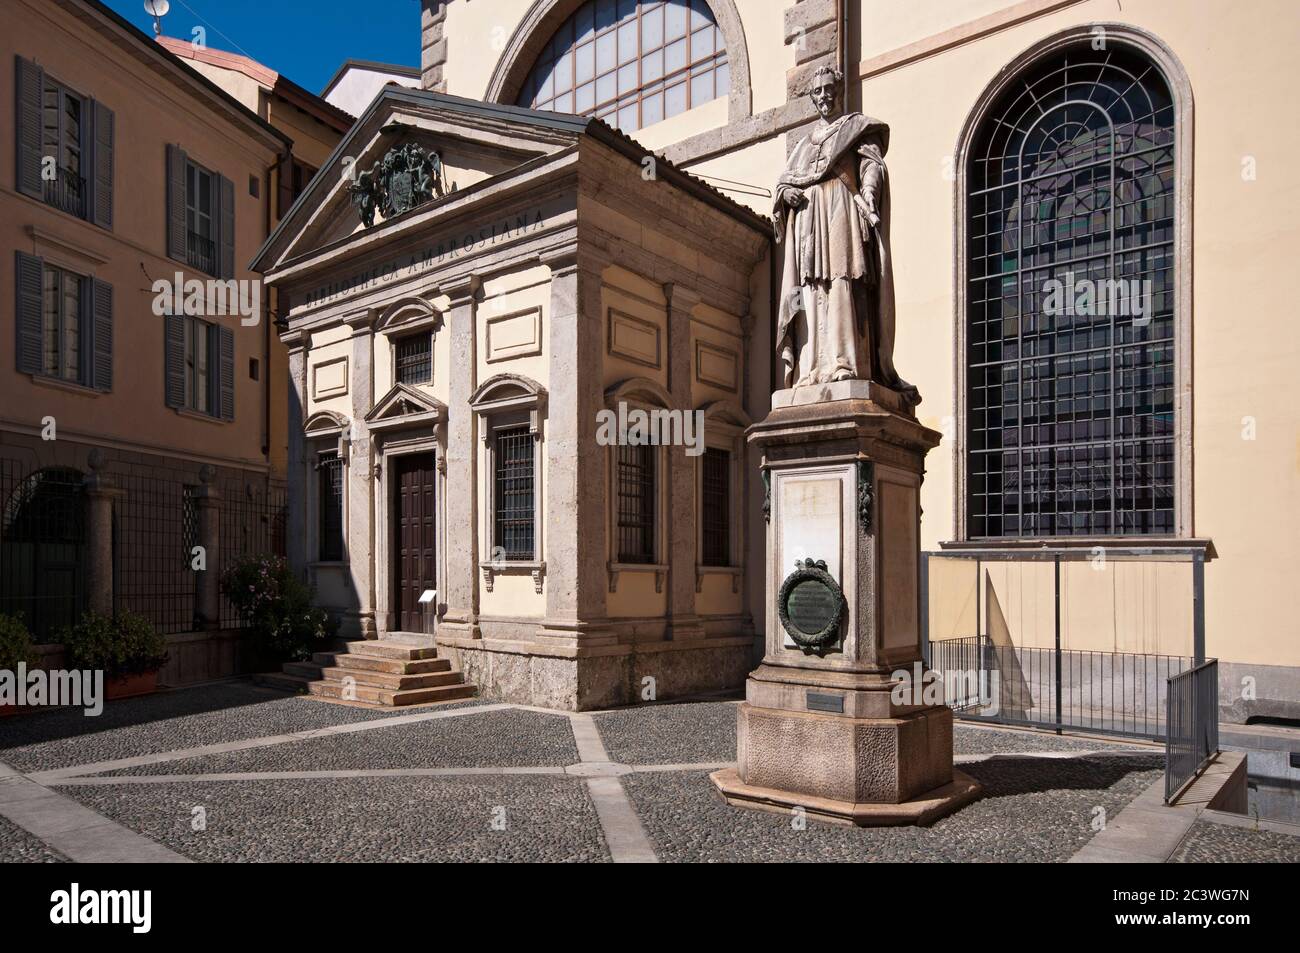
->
<box><xmin>193</xmin><ymin>464</ymin><xmax>220</xmax><ymax>629</ymax></box>
<box><xmin>664</xmin><ymin>282</ymin><xmax>704</xmax><ymax>641</ymax></box>
<box><xmin>284</xmin><ymin>331</ymin><xmax>309</xmax><ymax>578</ymax></box>
<box><xmin>440</xmin><ymin>274</ymin><xmax>481</xmax><ymax>639</ymax></box>
<box><xmin>82</xmin><ymin>449</ymin><xmax>119</xmax><ymax>618</ymax></box>
<box><xmin>345</xmin><ymin>309</ymin><xmax>377</xmax><ymax>638</ymax></box>
<box><xmin>538</xmin><ymin>250</ymin><xmax>610</xmax><ymax>643</ymax></box>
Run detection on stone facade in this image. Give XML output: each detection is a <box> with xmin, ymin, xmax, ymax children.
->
<box><xmin>255</xmin><ymin>88</ymin><xmax>770</xmax><ymax>710</ymax></box>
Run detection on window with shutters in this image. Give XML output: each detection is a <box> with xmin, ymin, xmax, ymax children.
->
<box><xmin>40</xmin><ymin>77</ymin><xmax>86</xmax><ymax>219</ymax></box>
<box><xmin>39</xmin><ymin>263</ymin><xmax>86</xmax><ymax>384</ymax></box>
<box><xmin>15</xmin><ymin>58</ymin><xmax>112</xmax><ymax>230</ymax></box>
<box><xmin>316</xmin><ymin>451</ymin><xmax>345</xmax><ymax>562</ymax></box>
<box><xmin>186</xmin><ymin>161</ymin><xmax>217</xmax><ymax>275</ymax></box>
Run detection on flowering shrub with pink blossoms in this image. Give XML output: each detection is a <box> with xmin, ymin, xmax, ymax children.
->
<box><xmin>220</xmin><ymin>555</ymin><xmax>334</xmax><ymax>661</ymax></box>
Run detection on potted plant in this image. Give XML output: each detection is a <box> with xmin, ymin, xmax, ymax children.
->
<box><xmin>221</xmin><ymin>554</ymin><xmax>334</xmax><ymax>664</ymax></box>
<box><xmin>0</xmin><ymin>613</ymin><xmax>40</xmax><ymax>717</ymax></box>
<box><xmin>61</xmin><ymin>610</ymin><xmax>169</xmax><ymax>700</ymax></box>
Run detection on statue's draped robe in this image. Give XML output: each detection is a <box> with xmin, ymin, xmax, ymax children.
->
<box><xmin>774</xmin><ymin>113</ymin><xmax>913</xmax><ymax>399</ymax></box>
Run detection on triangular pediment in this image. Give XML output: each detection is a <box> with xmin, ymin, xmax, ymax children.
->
<box><xmin>365</xmin><ymin>382</ymin><xmax>447</xmax><ymax>428</ymax></box>
<box><xmin>253</xmin><ymin>87</ymin><xmax>590</xmax><ymax>275</ymax></box>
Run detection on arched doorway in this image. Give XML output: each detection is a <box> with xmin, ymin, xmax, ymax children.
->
<box><xmin>0</xmin><ymin>467</ymin><xmax>87</xmax><ymax>641</ymax></box>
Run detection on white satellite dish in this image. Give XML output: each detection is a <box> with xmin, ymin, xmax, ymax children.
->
<box><xmin>144</xmin><ymin>0</ymin><xmax>169</xmax><ymax>37</ymax></box>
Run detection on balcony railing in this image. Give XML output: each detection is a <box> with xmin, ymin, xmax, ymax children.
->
<box><xmin>43</xmin><ymin>167</ymin><xmax>86</xmax><ymax>219</ymax></box>
<box><xmin>187</xmin><ymin>231</ymin><xmax>216</xmax><ymax>275</ymax></box>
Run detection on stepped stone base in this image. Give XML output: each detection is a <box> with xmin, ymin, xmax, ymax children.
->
<box><xmin>255</xmin><ymin>639</ymin><xmax>477</xmax><ymax>707</ymax></box>
<box><xmin>709</xmin><ymin>767</ymin><xmax>982</xmax><ymax>827</ymax></box>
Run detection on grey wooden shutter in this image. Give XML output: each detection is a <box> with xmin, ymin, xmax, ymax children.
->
<box><xmin>218</xmin><ymin>173</ymin><xmax>235</xmax><ymax>278</ymax></box>
<box><xmin>164</xmin><ymin>313</ymin><xmax>185</xmax><ymax>407</ymax></box>
<box><xmin>166</xmin><ymin>144</ymin><xmax>188</xmax><ymax>262</ymax></box>
<box><xmin>89</xmin><ymin>99</ymin><xmax>114</xmax><ymax>230</ymax></box>
<box><xmin>217</xmin><ymin>325</ymin><xmax>235</xmax><ymax>420</ymax></box>
<box><xmin>15</xmin><ymin>56</ymin><xmax>43</xmax><ymax>200</ymax></box>
<box><xmin>90</xmin><ymin>277</ymin><xmax>112</xmax><ymax>391</ymax></box>
<box><xmin>14</xmin><ymin>251</ymin><xmax>43</xmax><ymax>374</ymax></box>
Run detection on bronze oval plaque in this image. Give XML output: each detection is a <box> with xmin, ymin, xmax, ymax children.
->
<box><xmin>777</xmin><ymin>558</ymin><xmax>845</xmax><ymax>655</ymax></box>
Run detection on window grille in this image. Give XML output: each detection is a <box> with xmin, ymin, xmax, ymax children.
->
<box><xmin>517</xmin><ymin>0</ymin><xmax>729</xmax><ymax>133</ymax></box>
<box><xmin>317</xmin><ymin>452</ymin><xmax>344</xmax><ymax>561</ymax></box>
<box><xmin>966</xmin><ymin>46</ymin><xmax>1176</xmax><ymax>537</ymax></box>
<box><xmin>701</xmin><ymin>447</ymin><xmax>729</xmax><ymax>566</ymax></box>
<box><xmin>494</xmin><ymin>426</ymin><xmax>535</xmax><ymax>560</ymax></box>
<box><xmin>395</xmin><ymin>333</ymin><xmax>432</xmax><ymax>385</ymax></box>
<box><xmin>617</xmin><ymin>443</ymin><xmax>655</xmax><ymax>563</ymax></box>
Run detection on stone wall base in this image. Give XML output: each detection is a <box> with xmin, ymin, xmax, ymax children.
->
<box><xmin>439</xmin><ymin>636</ymin><xmax>753</xmax><ymax>711</ymax></box>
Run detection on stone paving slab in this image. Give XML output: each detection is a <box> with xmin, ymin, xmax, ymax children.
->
<box><xmin>953</xmin><ymin>724</ymin><xmax>1153</xmax><ymax>755</ymax></box>
<box><xmin>95</xmin><ymin>708</ymin><xmax>578</xmax><ymax>776</ymax></box>
<box><xmin>1169</xmin><ymin>819</ymin><xmax>1300</xmax><ymax>863</ymax></box>
<box><xmin>592</xmin><ymin>701</ymin><xmax>739</xmax><ymax>765</ymax></box>
<box><xmin>62</xmin><ymin>775</ymin><xmax>610</xmax><ymax>863</ymax></box>
<box><xmin>622</xmin><ymin>755</ymin><xmax>1163</xmax><ymax>863</ymax></box>
<box><xmin>0</xmin><ymin>682</ymin><xmax>479</xmax><ymax>773</ymax></box>
<box><xmin>0</xmin><ymin>811</ymin><xmax>68</xmax><ymax>863</ymax></box>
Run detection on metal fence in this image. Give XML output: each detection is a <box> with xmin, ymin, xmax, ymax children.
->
<box><xmin>929</xmin><ymin>634</ymin><xmax>1193</xmax><ymax>739</ymax></box>
<box><xmin>114</xmin><ymin>474</ymin><xmax>197</xmax><ymax>634</ymax></box>
<box><xmin>218</xmin><ymin>480</ymin><xmax>288</xmax><ymax>629</ymax></box>
<box><xmin>0</xmin><ymin>457</ymin><xmax>287</xmax><ymax>640</ymax></box>
<box><xmin>1165</xmin><ymin>659</ymin><xmax>1220</xmax><ymax>802</ymax></box>
<box><xmin>0</xmin><ymin>461</ymin><xmax>87</xmax><ymax>641</ymax></box>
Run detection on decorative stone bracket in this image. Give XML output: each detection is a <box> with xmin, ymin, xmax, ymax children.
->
<box><xmin>481</xmin><ymin>561</ymin><xmax>545</xmax><ymax>594</ymax></box>
<box><xmin>607</xmin><ymin>563</ymin><xmax>668</xmax><ymax>594</ymax></box>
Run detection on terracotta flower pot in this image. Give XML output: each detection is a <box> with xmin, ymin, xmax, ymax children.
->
<box><xmin>104</xmin><ymin>670</ymin><xmax>159</xmax><ymax>701</ymax></box>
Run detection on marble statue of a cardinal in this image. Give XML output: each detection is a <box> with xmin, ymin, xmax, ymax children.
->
<box><xmin>773</xmin><ymin>65</ymin><xmax>918</xmax><ymax>404</ymax></box>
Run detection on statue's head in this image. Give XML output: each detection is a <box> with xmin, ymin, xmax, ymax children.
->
<box><xmin>809</xmin><ymin>65</ymin><xmax>843</xmax><ymax>120</ymax></box>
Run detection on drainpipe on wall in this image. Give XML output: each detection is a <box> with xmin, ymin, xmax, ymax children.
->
<box><xmin>262</xmin><ymin>149</ymin><xmax>292</xmax><ymax>465</ymax></box>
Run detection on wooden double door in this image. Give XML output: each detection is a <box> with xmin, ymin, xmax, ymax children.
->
<box><xmin>391</xmin><ymin>454</ymin><xmax>437</xmax><ymax>633</ymax></box>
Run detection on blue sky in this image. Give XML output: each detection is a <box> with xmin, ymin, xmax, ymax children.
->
<box><xmin>103</xmin><ymin>0</ymin><xmax>422</xmax><ymax>94</ymax></box>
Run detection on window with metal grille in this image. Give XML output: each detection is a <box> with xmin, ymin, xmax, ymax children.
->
<box><xmin>965</xmin><ymin>45</ymin><xmax>1176</xmax><ymax>538</ymax></box>
<box><xmin>616</xmin><ymin>443</ymin><xmax>655</xmax><ymax>563</ymax></box>
<box><xmin>317</xmin><ymin>451</ymin><xmax>344</xmax><ymax>561</ymax></box>
<box><xmin>516</xmin><ymin>0</ymin><xmax>729</xmax><ymax>133</ymax></box>
<box><xmin>395</xmin><ymin>333</ymin><xmax>431</xmax><ymax>385</ymax></box>
<box><xmin>494</xmin><ymin>427</ymin><xmax>535</xmax><ymax>560</ymax></box>
<box><xmin>185</xmin><ymin>160</ymin><xmax>217</xmax><ymax>275</ymax></box>
<box><xmin>701</xmin><ymin>447</ymin><xmax>729</xmax><ymax>565</ymax></box>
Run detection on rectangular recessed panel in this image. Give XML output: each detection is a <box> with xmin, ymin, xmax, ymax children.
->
<box><xmin>695</xmin><ymin>340</ymin><xmax>737</xmax><ymax>391</ymax></box>
<box><xmin>486</xmin><ymin>307</ymin><xmax>542</xmax><ymax>363</ymax></box>
<box><xmin>312</xmin><ymin>356</ymin><xmax>348</xmax><ymax>399</ymax></box>
<box><xmin>608</xmin><ymin>307</ymin><xmax>661</xmax><ymax>368</ymax></box>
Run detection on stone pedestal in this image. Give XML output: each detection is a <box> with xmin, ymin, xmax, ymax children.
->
<box><xmin>711</xmin><ymin>380</ymin><xmax>980</xmax><ymax>825</ymax></box>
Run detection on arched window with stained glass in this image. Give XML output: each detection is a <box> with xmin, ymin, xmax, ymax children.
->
<box><xmin>516</xmin><ymin>0</ymin><xmax>729</xmax><ymax>133</ymax></box>
<box><xmin>964</xmin><ymin>43</ymin><xmax>1179</xmax><ymax>538</ymax></box>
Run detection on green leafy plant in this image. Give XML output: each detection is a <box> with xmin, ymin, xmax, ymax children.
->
<box><xmin>0</xmin><ymin>613</ymin><xmax>40</xmax><ymax>671</ymax></box>
<box><xmin>221</xmin><ymin>554</ymin><xmax>334</xmax><ymax>662</ymax></box>
<box><xmin>61</xmin><ymin>610</ymin><xmax>168</xmax><ymax>678</ymax></box>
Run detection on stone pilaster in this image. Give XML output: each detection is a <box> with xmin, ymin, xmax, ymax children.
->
<box><xmin>440</xmin><ymin>274</ymin><xmax>481</xmax><ymax>639</ymax></box>
<box><xmin>664</xmin><ymin>282</ymin><xmax>704</xmax><ymax>641</ymax></box>
<box><xmin>284</xmin><ymin>331</ymin><xmax>308</xmax><ymax>578</ymax></box>
<box><xmin>193</xmin><ymin>465</ymin><xmax>221</xmax><ymax>629</ymax></box>
<box><xmin>538</xmin><ymin>250</ymin><xmax>610</xmax><ymax>643</ymax></box>
<box><xmin>82</xmin><ymin>451</ymin><xmax>119</xmax><ymax>618</ymax></box>
<box><xmin>420</xmin><ymin>0</ymin><xmax>449</xmax><ymax>92</ymax></box>
<box><xmin>784</xmin><ymin>0</ymin><xmax>841</xmax><ymax>154</ymax></box>
<box><xmin>346</xmin><ymin>310</ymin><xmax>377</xmax><ymax>638</ymax></box>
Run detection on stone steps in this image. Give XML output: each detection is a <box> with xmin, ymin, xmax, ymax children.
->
<box><xmin>319</xmin><ymin>666</ymin><xmax>464</xmax><ymax>690</ymax></box>
<box><xmin>306</xmin><ymin>678</ymin><xmax>477</xmax><ymax>706</ymax></box>
<box><xmin>258</xmin><ymin>638</ymin><xmax>476</xmax><ymax>708</ymax></box>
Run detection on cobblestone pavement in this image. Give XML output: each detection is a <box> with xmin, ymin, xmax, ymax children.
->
<box><xmin>1170</xmin><ymin>819</ymin><xmax>1300</xmax><ymax>863</ymax></box>
<box><xmin>0</xmin><ymin>682</ymin><xmax>1280</xmax><ymax>863</ymax></box>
